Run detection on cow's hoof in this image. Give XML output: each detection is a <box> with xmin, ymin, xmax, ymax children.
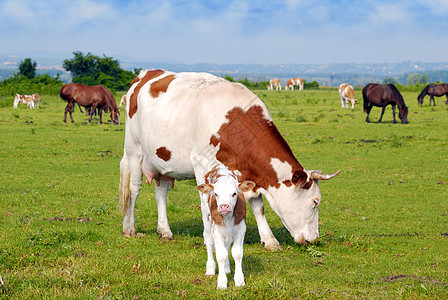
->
<box><xmin>122</xmin><ymin>230</ymin><xmax>136</xmax><ymax>237</ymax></box>
<box><xmin>157</xmin><ymin>229</ymin><xmax>174</xmax><ymax>240</ymax></box>
<box><xmin>264</xmin><ymin>243</ymin><xmax>283</xmax><ymax>252</ymax></box>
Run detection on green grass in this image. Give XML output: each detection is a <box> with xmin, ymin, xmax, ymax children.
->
<box><xmin>1</xmin><ymin>89</ymin><xmax>447</xmax><ymax>299</ymax></box>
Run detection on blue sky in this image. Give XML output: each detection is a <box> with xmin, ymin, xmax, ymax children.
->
<box><xmin>1</xmin><ymin>0</ymin><xmax>448</xmax><ymax>64</ymax></box>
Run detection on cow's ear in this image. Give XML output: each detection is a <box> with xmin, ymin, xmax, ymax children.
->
<box><xmin>196</xmin><ymin>183</ymin><xmax>214</xmax><ymax>194</ymax></box>
<box><xmin>292</xmin><ymin>170</ymin><xmax>308</xmax><ymax>186</ymax></box>
<box><xmin>238</xmin><ymin>180</ymin><xmax>256</xmax><ymax>192</ymax></box>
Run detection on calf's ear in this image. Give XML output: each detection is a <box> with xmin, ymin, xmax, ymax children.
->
<box><xmin>238</xmin><ymin>180</ymin><xmax>256</xmax><ymax>192</ymax></box>
<box><xmin>196</xmin><ymin>183</ymin><xmax>214</xmax><ymax>194</ymax></box>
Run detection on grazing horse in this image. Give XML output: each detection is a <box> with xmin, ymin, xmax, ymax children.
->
<box><xmin>417</xmin><ymin>84</ymin><xmax>448</xmax><ymax>106</ymax></box>
<box><xmin>363</xmin><ymin>83</ymin><xmax>408</xmax><ymax>124</ymax></box>
<box><xmin>60</xmin><ymin>83</ymin><xmax>120</xmax><ymax>125</ymax></box>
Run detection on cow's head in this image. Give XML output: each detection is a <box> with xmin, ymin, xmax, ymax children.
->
<box><xmin>197</xmin><ymin>176</ymin><xmax>255</xmax><ymax>217</ymax></box>
<box><xmin>263</xmin><ymin>168</ymin><xmax>340</xmax><ymax>245</ymax></box>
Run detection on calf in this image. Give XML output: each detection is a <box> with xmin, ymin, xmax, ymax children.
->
<box><xmin>196</xmin><ymin>164</ymin><xmax>255</xmax><ymax>289</ymax></box>
<box><xmin>13</xmin><ymin>94</ymin><xmax>40</xmax><ymax>109</ymax></box>
<box><xmin>339</xmin><ymin>84</ymin><xmax>357</xmax><ymax>108</ymax></box>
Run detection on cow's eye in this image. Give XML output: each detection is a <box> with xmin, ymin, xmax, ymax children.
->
<box><xmin>312</xmin><ymin>198</ymin><xmax>319</xmax><ymax>208</ymax></box>
<box><xmin>232</xmin><ymin>193</ymin><xmax>237</xmax><ymax>197</ymax></box>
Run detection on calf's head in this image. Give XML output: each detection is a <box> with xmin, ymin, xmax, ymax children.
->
<box><xmin>197</xmin><ymin>176</ymin><xmax>255</xmax><ymax>216</ymax></box>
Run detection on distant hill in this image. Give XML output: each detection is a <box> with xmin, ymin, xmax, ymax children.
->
<box><xmin>1</xmin><ymin>52</ymin><xmax>448</xmax><ymax>87</ymax></box>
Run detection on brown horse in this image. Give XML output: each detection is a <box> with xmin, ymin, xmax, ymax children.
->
<box><xmin>363</xmin><ymin>83</ymin><xmax>408</xmax><ymax>124</ymax></box>
<box><xmin>417</xmin><ymin>83</ymin><xmax>448</xmax><ymax>106</ymax></box>
<box><xmin>60</xmin><ymin>83</ymin><xmax>120</xmax><ymax>125</ymax></box>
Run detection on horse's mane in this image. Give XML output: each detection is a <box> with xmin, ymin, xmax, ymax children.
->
<box><xmin>417</xmin><ymin>84</ymin><xmax>430</xmax><ymax>100</ymax></box>
<box><xmin>388</xmin><ymin>84</ymin><xmax>407</xmax><ymax>109</ymax></box>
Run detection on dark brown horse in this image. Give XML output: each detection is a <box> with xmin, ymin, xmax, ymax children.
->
<box><xmin>363</xmin><ymin>83</ymin><xmax>408</xmax><ymax>124</ymax></box>
<box><xmin>417</xmin><ymin>83</ymin><xmax>448</xmax><ymax>106</ymax></box>
<box><xmin>60</xmin><ymin>83</ymin><xmax>120</xmax><ymax>125</ymax></box>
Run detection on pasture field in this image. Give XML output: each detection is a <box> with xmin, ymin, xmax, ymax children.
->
<box><xmin>0</xmin><ymin>88</ymin><xmax>447</xmax><ymax>299</ymax></box>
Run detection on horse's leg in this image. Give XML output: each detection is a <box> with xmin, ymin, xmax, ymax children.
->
<box><xmin>88</xmin><ymin>104</ymin><xmax>98</xmax><ymax>124</ymax></box>
<box><xmin>154</xmin><ymin>180</ymin><xmax>174</xmax><ymax>240</ymax></box>
<box><xmin>365</xmin><ymin>104</ymin><xmax>373</xmax><ymax>123</ymax></box>
<box><xmin>64</xmin><ymin>102</ymin><xmax>74</xmax><ymax>123</ymax></box>
<box><xmin>378</xmin><ymin>106</ymin><xmax>387</xmax><ymax>123</ymax></box>
<box><xmin>97</xmin><ymin>107</ymin><xmax>104</xmax><ymax>124</ymax></box>
<box><xmin>249</xmin><ymin>195</ymin><xmax>282</xmax><ymax>251</ymax></box>
<box><xmin>391</xmin><ymin>105</ymin><xmax>397</xmax><ymax>124</ymax></box>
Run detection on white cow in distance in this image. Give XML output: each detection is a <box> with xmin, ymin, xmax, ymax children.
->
<box><xmin>339</xmin><ymin>84</ymin><xmax>357</xmax><ymax>108</ymax></box>
<box><xmin>285</xmin><ymin>78</ymin><xmax>304</xmax><ymax>90</ymax></box>
<box><xmin>13</xmin><ymin>94</ymin><xmax>40</xmax><ymax>109</ymax></box>
<box><xmin>197</xmin><ymin>164</ymin><xmax>255</xmax><ymax>289</ymax></box>
<box><xmin>267</xmin><ymin>78</ymin><xmax>281</xmax><ymax>90</ymax></box>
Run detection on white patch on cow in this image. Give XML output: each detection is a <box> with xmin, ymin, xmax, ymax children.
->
<box><xmin>270</xmin><ymin>158</ymin><xmax>293</xmax><ymax>182</ymax></box>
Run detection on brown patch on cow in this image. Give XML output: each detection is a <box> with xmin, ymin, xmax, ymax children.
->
<box><xmin>128</xmin><ymin>70</ymin><xmax>165</xmax><ymax>118</ymax></box>
<box><xmin>233</xmin><ymin>194</ymin><xmax>246</xmax><ymax>226</ymax></box>
<box><xmin>156</xmin><ymin>147</ymin><xmax>172</xmax><ymax>162</ymax></box>
<box><xmin>210</xmin><ymin>105</ymin><xmax>307</xmax><ymax>189</ymax></box>
<box><xmin>150</xmin><ymin>75</ymin><xmax>175</xmax><ymax>98</ymax></box>
<box><xmin>209</xmin><ymin>194</ymin><xmax>223</xmax><ymax>226</ymax></box>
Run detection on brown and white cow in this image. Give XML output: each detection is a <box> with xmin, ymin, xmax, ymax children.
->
<box><xmin>13</xmin><ymin>94</ymin><xmax>40</xmax><ymax>109</ymax></box>
<box><xmin>339</xmin><ymin>84</ymin><xmax>357</xmax><ymax>108</ymax></box>
<box><xmin>197</xmin><ymin>164</ymin><xmax>255</xmax><ymax>289</ymax></box>
<box><xmin>119</xmin><ymin>70</ymin><xmax>340</xmax><ymax>251</ymax></box>
<box><xmin>285</xmin><ymin>78</ymin><xmax>304</xmax><ymax>91</ymax></box>
<box><xmin>267</xmin><ymin>78</ymin><xmax>281</xmax><ymax>90</ymax></box>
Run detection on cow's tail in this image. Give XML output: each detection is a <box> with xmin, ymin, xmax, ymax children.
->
<box><xmin>118</xmin><ymin>152</ymin><xmax>131</xmax><ymax>218</ymax></box>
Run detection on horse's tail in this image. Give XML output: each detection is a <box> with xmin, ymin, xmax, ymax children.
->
<box><xmin>362</xmin><ymin>84</ymin><xmax>370</xmax><ymax>112</ymax></box>
<box><xmin>118</xmin><ymin>152</ymin><xmax>131</xmax><ymax>218</ymax></box>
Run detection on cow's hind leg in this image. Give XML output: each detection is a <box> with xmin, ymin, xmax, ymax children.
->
<box><xmin>122</xmin><ymin>153</ymin><xmax>143</xmax><ymax>237</ymax></box>
<box><xmin>155</xmin><ymin>180</ymin><xmax>174</xmax><ymax>240</ymax></box>
<box><xmin>249</xmin><ymin>195</ymin><xmax>282</xmax><ymax>251</ymax></box>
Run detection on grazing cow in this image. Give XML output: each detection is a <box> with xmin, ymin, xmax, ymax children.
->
<box><xmin>196</xmin><ymin>164</ymin><xmax>255</xmax><ymax>289</ymax></box>
<box><xmin>267</xmin><ymin>78</ymin><xmax>281</xmax><ymax>90</ymax></box>
<box><xmin>338</xmin><ymin>84</ymin><xmax>357</xmax><ymax>108</ymax></box>
<box><xmin>119</xmin><ymin>70</ymin><xmax>340</xmax><ymax>252</ymax></box>
<box><xmin>285</xmin><ymin>78</ymin><xmax>304</xmax><ymax>91</ymax></box>
<box><xmin>119</xmin><ymin>95</ymin><xmax>127</xmax><ymax>108</ymax></box>
<box><xmin>13</xmin><ymin>94</ymin><xmax>40</xmax><ymax>109</ymax></box>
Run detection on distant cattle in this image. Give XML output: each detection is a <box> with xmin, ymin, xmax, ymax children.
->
<box><xmin>363</xmin><ymin>83</ymin><xmax>408</xmax><ymax>124</ymax></box>
<box><xmin>59</xmin><ymin>83</ymin><xmax>120</xmax><ymax>125</ymax></box>
<box><xmin>13</xmin><ymin>94</ymin><xmax>40</xmax><ymax>109</ymax></box>
<box><xmin>267</xmin><ymin>78</ymin><xmax>281</xmax><ymax>90</ymax></box>
<box><xmin>118</xmin><ymin>70</ymin><xmax>340</xmax><ymax>252</ymax></box>
<box><xmin>285</xmin><ymin>78</ymin><xmax>304</xmax><ymax>91</ymax></box>
<box><xmin>338</xmin><ymin>84</ymin><xmax>357</xmax><ymax>108</ymax></box>
<box><xmin>417</xmin><ymin>83</ymin><xmax>448</xmax><ymax>106</ymax></box>
<box><xmin>196</xmin><ymin>164</ymin><xmax>255</xmax><ymax>289</ymax></box>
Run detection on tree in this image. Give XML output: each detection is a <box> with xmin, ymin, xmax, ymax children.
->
<box><xmin>63</xmin><ymin>51</ymin><xmax>135</xmax><ymax>91</ymax></box>
<box><xmin>407</xmin><ymin>73</ymin><xmax>428</xmax><ymax>85</ymax></box>
<box><xmin>19</xmin><ymin>58</ymin><xmax>37</xmax><ymax>79</ymax></box>
<box><xmin>383</xmin><ymin>77</ymin><xmax>398</xmax><ymax>85</ymax></box>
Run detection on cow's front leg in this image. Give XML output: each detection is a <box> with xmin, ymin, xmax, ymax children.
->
<box><xmin>214</xmin><ymin>235</ymin><xmax>229</xmax><ymax>289</ymax></box>
<box><xmin>200</xmin><ymin>197</ymin><xmax>215</xmax><ymax>276</ymax></box>
<box><xmin>249</xmin><ymin>195</ymin><xmax>282</xmax><ymax>251</ymax></box>
<box><xmin>154</xmin><ymin>180</ymin><xmax>173</xmax><ymax>240</ymax></box>
<box><xmin>232</xmin><ymin>223</ymin><xmax>246</xmax><ymax>287</ymax></box>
